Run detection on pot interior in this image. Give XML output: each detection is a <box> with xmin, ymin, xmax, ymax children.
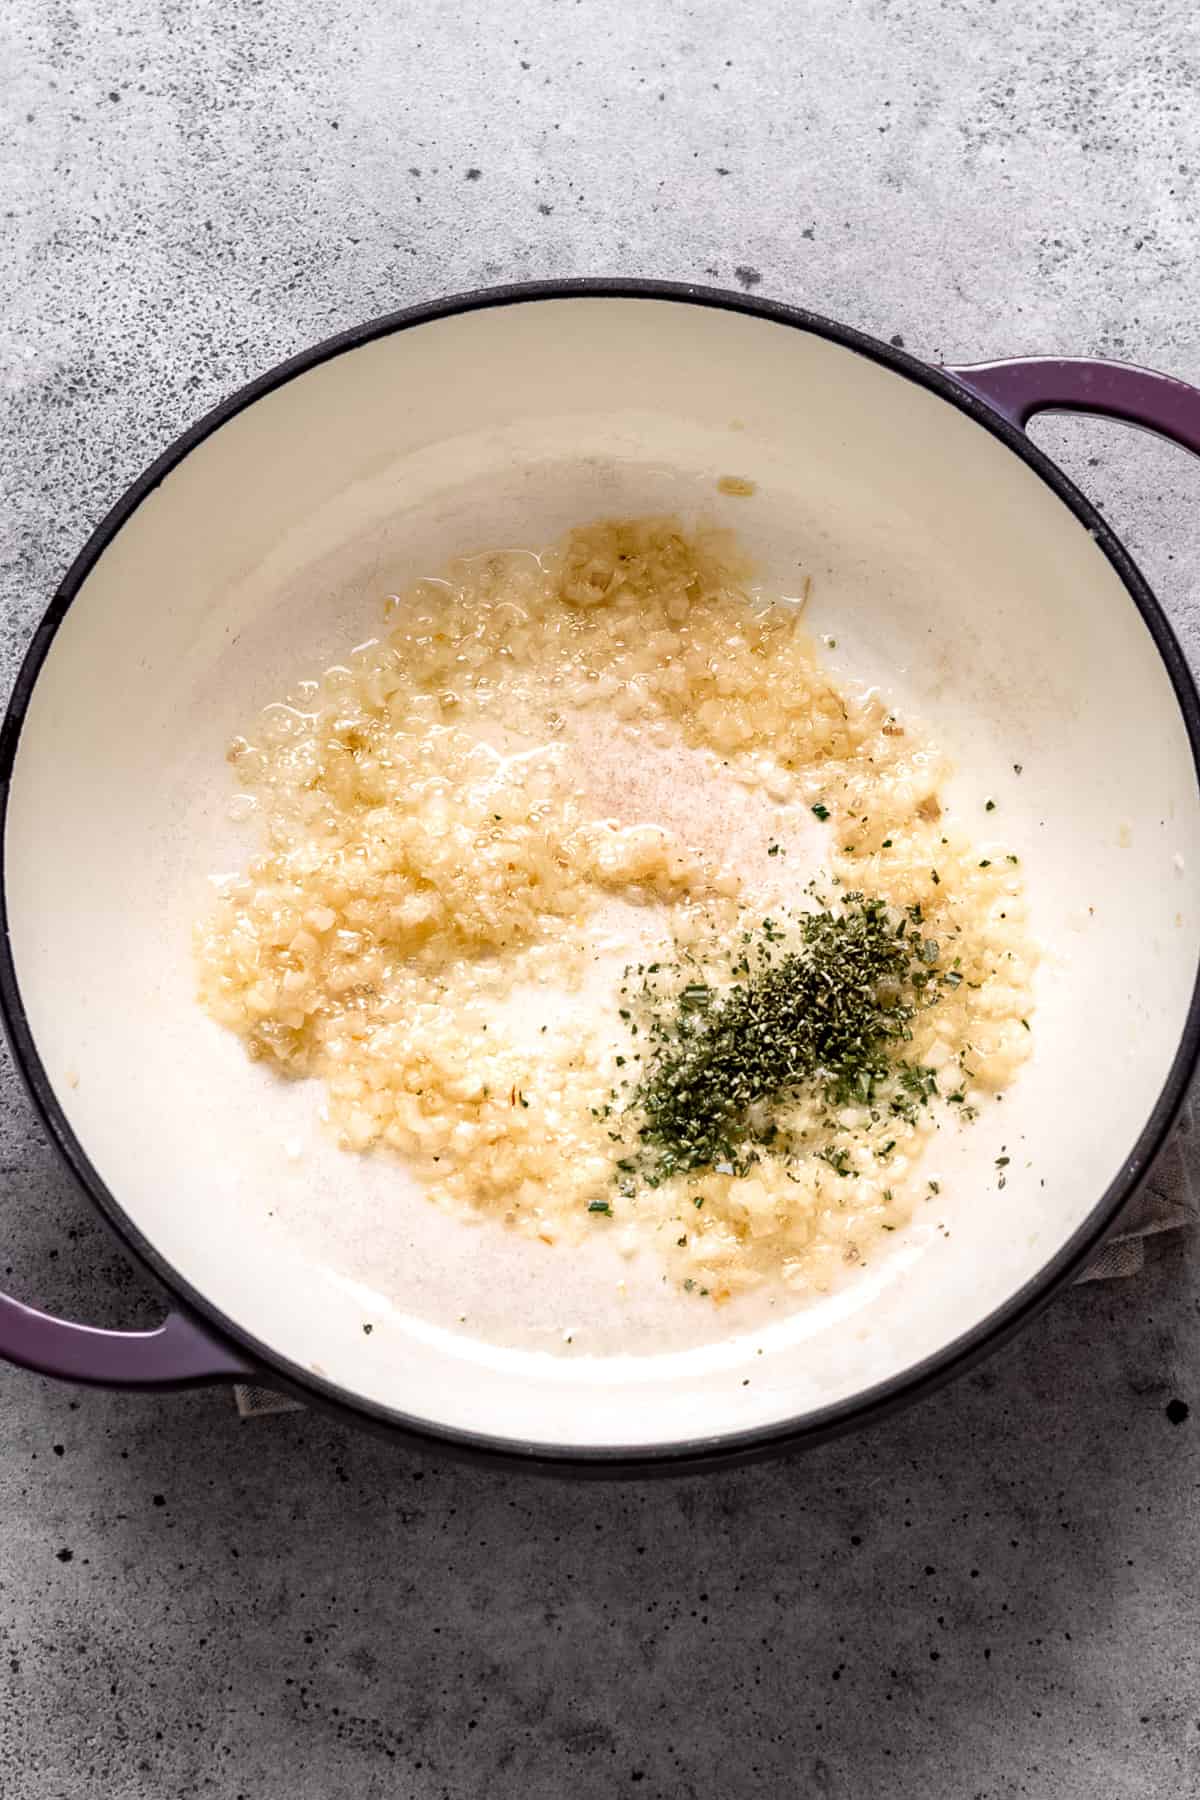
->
<box><xmin>6</xmin><ymin>294</ymin><xmax>1198</xmax><ymax>1452</ymax></box>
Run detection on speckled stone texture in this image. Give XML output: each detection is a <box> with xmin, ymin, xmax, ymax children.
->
<box><xmin>2</xmin><ymin>3</ymin><xmax>1200</xmax><ymax>1796</ymax></box>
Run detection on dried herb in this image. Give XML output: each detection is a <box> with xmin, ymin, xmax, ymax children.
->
<box><xmin>626</xmin><ymin>897</ymin><xmax>945</xmax><ymax>1179</ymax></box>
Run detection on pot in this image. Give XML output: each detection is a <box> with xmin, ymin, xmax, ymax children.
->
<box><xmin>2</xmin><ymin>281</ymin><xmax>1198</xmax><ymax>1474</ymax></box>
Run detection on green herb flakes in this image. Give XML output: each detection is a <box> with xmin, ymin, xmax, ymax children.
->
<box><xmin>821</xmin><ymin>1147</ymin><xmax>855</xmax><ymax>1178</ymax></box>
<box><xmin>625</xmin><ymin>896</ymin><xmax>946</xmax><ymax>1179</ymax></box>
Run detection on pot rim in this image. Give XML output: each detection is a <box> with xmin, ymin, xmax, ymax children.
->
<box><xmin>3</xmin><ymin>277</ymin><xmax>1199</xmax><ymax>1473</ymax></box>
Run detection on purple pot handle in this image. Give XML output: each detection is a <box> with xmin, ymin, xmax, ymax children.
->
<box><xmin>0</xmin><ymin>1288</ymin><xmax>255</xmax><ymax>1388</ymax></box>
<box><xmin>946</xmin><ymin>356</ymin><xmax>1200</xmax><ymax>457</ymax></box>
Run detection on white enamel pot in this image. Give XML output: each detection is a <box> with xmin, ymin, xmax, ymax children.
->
<box><xmin>3</xmin><ymin>282</ymin><xmax>1199</xmax><ymax>1473</ymax></box>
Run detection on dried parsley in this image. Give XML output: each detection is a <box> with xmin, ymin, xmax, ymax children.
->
<box><xmin>626</xmin><ymin>896</ymin><xmax>944</xmax><ymax>1178</ymax></box>
<box><xmin>821</xmin><ymin>1146</ymin><xmax>855</xmax><ymax>1178</ymax></box>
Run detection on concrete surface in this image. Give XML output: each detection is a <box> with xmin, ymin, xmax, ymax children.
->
<box><xmin>2</xmin><ymin>3</ymin><xmax>1200</xmax><ymax>1795</ymax></box>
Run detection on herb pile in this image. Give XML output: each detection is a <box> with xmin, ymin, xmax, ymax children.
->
<box><xmin>626</xmin><ymin>896</ymin><xmax>950</xmax><ymax>1181</ymax></box>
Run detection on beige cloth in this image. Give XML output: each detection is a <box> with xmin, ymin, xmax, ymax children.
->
<box><xmin>233</xmin><ymin>1096</ymin><xmax>1198</xmax><ymax>1417</ymax></box>
<box><xmin>1073</xmin><ymin>1092</ymin><xmax>1197</xmax><ymax>1281</ymax></box>
<box><xmin>234</xmin><ymin>1381</ymin><xmax>305</xmax><ymax>1419</ymax></box>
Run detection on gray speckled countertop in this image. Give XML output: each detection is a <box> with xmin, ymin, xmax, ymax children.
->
<box><xmin>3</xmin><ymin>5</ymin><xmax>1200</xmax><ymax>1796</ymax></box>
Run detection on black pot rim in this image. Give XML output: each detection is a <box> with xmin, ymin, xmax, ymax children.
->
<box><xmin>3</xmin><ymin>277</ymin><xmax>1199</xmax><ymax>1476</ymax></box>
